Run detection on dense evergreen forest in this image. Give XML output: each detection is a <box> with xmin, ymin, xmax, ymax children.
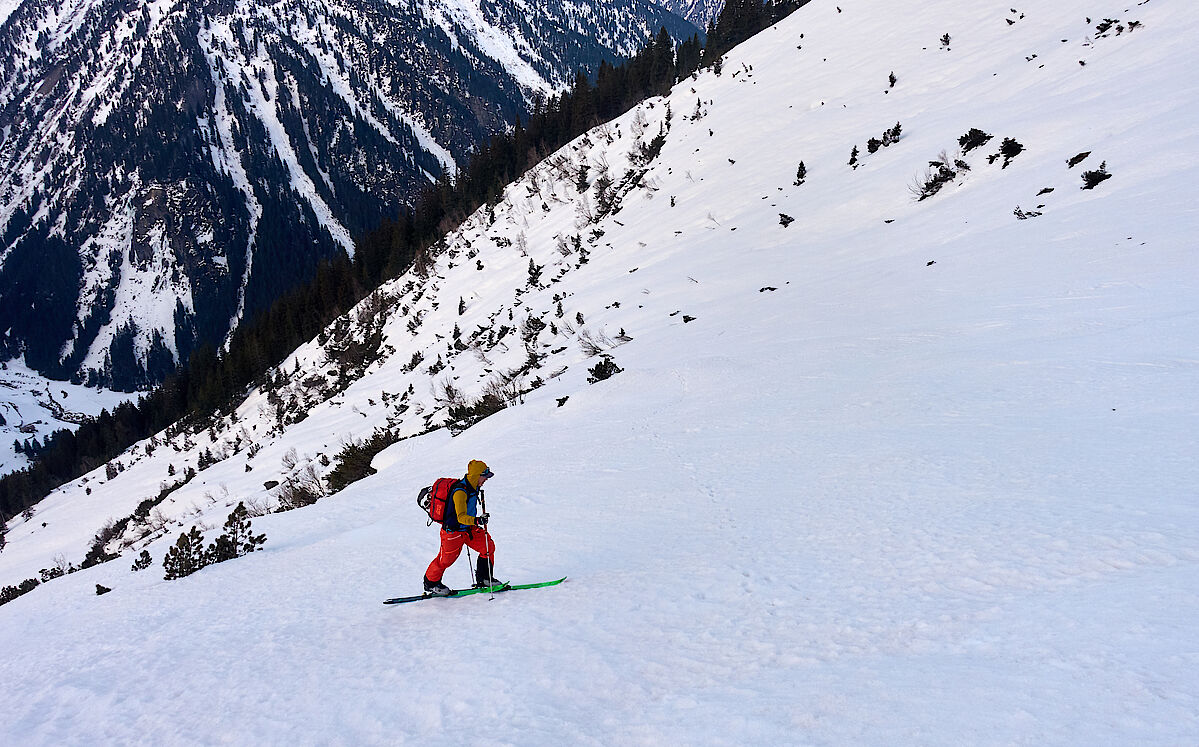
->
<box><xmin>0</xmin><ymin>0</ymin><xmax>805</xmax><ymax>522</ymax></box>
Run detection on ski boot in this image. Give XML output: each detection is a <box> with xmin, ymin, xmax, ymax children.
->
<box><xmin>423</xmin><ymin>576</ymin><xmax>452</xmax><ymax>596</ymax></box>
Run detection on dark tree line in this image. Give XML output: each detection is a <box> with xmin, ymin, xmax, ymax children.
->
<box><xmin>0</xmin><ymin>1</ymin><xmax>807</xmax><ymax>521</ymax></box>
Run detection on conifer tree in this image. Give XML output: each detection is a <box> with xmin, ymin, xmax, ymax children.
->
<box><xmin>131</xmin><ymin>549</ymin><xmax>152</xmax><ymax>572</ymax></box>
<box><xmin>162</xmin><ymin>527</ymin><xmax>208</xmax><ymax>580</ymax></box>
<box><xmin>206</xmin><ymin>502</ymin><xmax>266</xmax><ymax>563</ymax></box>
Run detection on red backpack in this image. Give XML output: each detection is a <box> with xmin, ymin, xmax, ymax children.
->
<box><xmin>417</xmin><ymin>477</ymin><xmax>459</xmax><ymax>526</ymax></box>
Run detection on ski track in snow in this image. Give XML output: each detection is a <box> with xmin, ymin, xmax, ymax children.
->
<box><xmin>2</xmin><ymin>0</ymin><xmax>1199</xmax><ymax>744</ymax></box>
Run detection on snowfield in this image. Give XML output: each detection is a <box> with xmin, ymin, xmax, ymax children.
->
<box><xmin>2</xmin><ymin>0</ymin><xmax>1198</xmax><ymax>744</ymax></box>
<box><xmin>0</xmin><ymin>360</ymin><xmax>134</xmax><ymax>475</ymax></box>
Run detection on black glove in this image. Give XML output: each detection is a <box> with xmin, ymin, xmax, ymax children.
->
<box><xmin>475</xmin><ymin>513</ymin><xmax>489</xmax><ymax>527</ymax></box>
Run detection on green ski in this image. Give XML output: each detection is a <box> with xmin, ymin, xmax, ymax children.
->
<box><xmin>384</xmin><ymin>577</ymin><xmax>566</xmax><ymax>605</ymax></box>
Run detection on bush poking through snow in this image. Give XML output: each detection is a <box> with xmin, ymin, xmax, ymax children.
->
<box><xmin>987</xmin><ymin>137</ymin><xmax>1024</xmax><ymax>168</ymax></box>
<box><xmin>1067</xmin><ymin>151</ymin><xmax>1091</xmax><ymax>168</ymax></box>
<box><xmin>162</xmin><ymin>503</ymin><xmax>266</xmax><ymax>580</ymax></box>
<box><xmin>274</xmin><ymin>465</ymin><xmax>325</xmax><ymax>511</ymax></box>
<box><xmin>864</xmin><ymin>124</ymin><xmax>903</xmax><ymax>156</ymax></box>
<box><xmin>326</xmin><ymin>429</ymin><xmax>397</xmax><ymax>493</ymax></box>
<box><xmin>131</xmin><ymin>550</ymin><xmax>152</xmax><ymax>572</ymax></box>
<box><xmin>910</xmin><ymin>151</ymin><xmax>961</xmax><ymax>200</ymax></box>
<box><xmin>81</xmin><ymin>519</ymin><xmax>123</xmax><ymax>569</ymax></box>
<box><xmin>206</xmin><ymin>503</ymin><xmax>267</xmax><ymax>564</ymax></box>
<box><xmin>587</xmin><ymin>356</ymin><xmax>624</xmax><ymax>384</ymax></box>
<box><xmin>1080</xmin><ymin>161</ymin><xmax>1112</xmax><ymax>189</ymax></box>
<box><xmin>0</xmin><ymin>577</ymin><xmax>39</xmax><ymax>606</ymax></box>
<box><xmin>447</xmin><ymin>393</ymin><xmax>507</xmax><ymax>436</ymax></box>
<box><xmin>958</xmin><ymin>128</ymin><xmax>993</xmax><ymax>153</ymax></box>
<box><xmin>162</xmin><ymin>527</ymin><xmax>208</xmax><ymax>580</ymax></box>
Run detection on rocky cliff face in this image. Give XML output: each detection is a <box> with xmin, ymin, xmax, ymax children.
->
<box><xmin>651</xmin><ymin>0</ymin><xmax>726</xmax><ymax>27</ymax></box>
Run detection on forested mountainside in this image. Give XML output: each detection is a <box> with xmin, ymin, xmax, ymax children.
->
<box><xmin>0</xmin><ymin>0</ymin><xmax>696</xmax><ymax>391</ymax></box>
<box><xmin>0</xmin><ymin>0</ymin><xmax>797</xmax><ymax>511</ymax></box>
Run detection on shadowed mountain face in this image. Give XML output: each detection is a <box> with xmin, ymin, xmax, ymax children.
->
<box><xmin>0</xmin><ymin>0</ymin><xmax>696</xmax><ymax>390</ymax></box>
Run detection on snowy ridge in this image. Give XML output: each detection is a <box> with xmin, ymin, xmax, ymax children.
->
<box><xmin>2</xmin><ymin>0</ymin><xmax>1198</xmax><ymax>743</ymax></box>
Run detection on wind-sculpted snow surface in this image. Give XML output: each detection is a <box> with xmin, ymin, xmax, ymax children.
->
<box><xmin>1</xmin><ymin>0</ymin><xmax>1198</xmax><ymax>743</ymax></box>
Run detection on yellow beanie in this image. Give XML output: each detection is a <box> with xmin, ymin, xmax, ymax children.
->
<box><xmin>466</xmin><ymin>459</ymin><xmax>493</xmax><ymax>486</ymax></box>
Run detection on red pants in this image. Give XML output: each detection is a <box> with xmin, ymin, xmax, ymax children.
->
<box><xmin>425</xmin><ymin>528</ymin><xmax>494</xmax><ymax>583</ymax></box>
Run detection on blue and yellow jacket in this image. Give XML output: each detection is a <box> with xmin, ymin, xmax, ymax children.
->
<box><xmin>443</xmin><ymin>459</ymin><xmax>489</xmax><ymax>532</ymax></box>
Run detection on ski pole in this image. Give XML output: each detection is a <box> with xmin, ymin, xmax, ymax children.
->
<box><xmin>481</xmin><ymin>489</ymin><xmax>495</xmax><ymax>599</ymax></box>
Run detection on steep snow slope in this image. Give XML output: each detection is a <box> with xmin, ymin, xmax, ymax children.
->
<box><xmin>2</xmin><ymin>0</ymin><xmax>1198</xmax><ymax>743</ymax></box>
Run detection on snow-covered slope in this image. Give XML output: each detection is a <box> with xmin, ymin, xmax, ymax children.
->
<box><xmin>2</xmin><ymin>0</ymin><xmax>1198</xmax><ymax>743</ymax></box>
<box><xmin>0</xmin><ymin>359</ymin><xmax>132</xmax><ymax>474</ymax></box>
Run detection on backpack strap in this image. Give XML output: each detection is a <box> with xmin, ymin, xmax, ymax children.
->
<box><xmin>441</xmin><ymin>479</ymin><xmax>472</xmax><ymax>531</ymax></box>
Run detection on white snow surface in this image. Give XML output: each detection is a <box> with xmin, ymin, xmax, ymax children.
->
<box><xmin>0</xmin><ymin>0</ymin><xmax>22</xmax><ymax>26</ymax></box>
<box><xmin>0</xmin><ymin>360</ymin><xmax>133</xmax><ymax>475</ymax></box>
<box><xmin>2</xmin><ymin>1</ymin><xmax>1199</xmax><ymax>743</ymax></box>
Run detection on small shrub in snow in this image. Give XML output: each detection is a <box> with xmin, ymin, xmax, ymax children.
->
<box><xmin>910</xmin><ymin>151</ymin><xmax>961</xmax><ymax>201</ymax></box>
<box><xmin>326</xmin><ymin>429</ymin><xmax>397</xmax><ymax>493</ymax></box>
<box><xmin>863</xmin><ymin>124</ymin><xmax>903</xmax><ymax>157</ymax></box>
<box><xmin>402</xmin><ymin>350</ymin><xmax>424</xmax><ymax>373</ymax></box>
<box><xmin>162</xmin><ymin>527</ymin><xmax>208</xmax><ymax>580</ymax></box>
<box><xmin>0</xmin><ymin>577</ymin><xmax>39</xmax><ymax>606</ymax></box>
<box><xmin>641</xmin><ymin>127</ymin><xmax>667</xmax><ymax>164</ymax></box>
<box><xmin>579</xmin><ymin>329</ymin><xmax>614</xmax><ymax>357</ymax></box>
<box><xmin>39</xmin><ymin>565</ymin><xmax>64</xmax><ymax>582</ymax></box>
<box><xmin>587</xmin><ymin>356</ymin><xmax>624</xmax><ymax>384</ymax></box>
<box><xmin>206</xmin><ymin>503</ymin><xmax>266</xmax><ymax>564</ymax></box>
<box><xmin>131</xmin><ymin>550</ymin><xmax>153</xmax><ymax>572</ymax></box>
<box><xmin>987</xmin><ymin>137</ymin><xmax>1024</xmax><ymax>168</ymax></box>
<box><xmin>881</xmin><ymin>122</ymin><xmax>903</xmax><ymax>146</ymax></box>
<box><xmin>958</xmin><ymin>128</ymin><xmax>993</xmax><ymax>153</ymax></box>
<box><xmin>162</xmin><ymin>504</ymin><xmax>267</xmax><ymax>580</ymax></box>
<box><xmin>274</xmin><ymin>465</ymin><xmax>325</xmax><ymax>512</ymax></box>
<box><xmin>95</xmin><ymin>584</ymin><xmax>112</xmax><ymax>596</ymax></box>
<box><xmin>1067</xmin><ymin>151</ymin><xmax>1091</xmax><ymax>168</ymax></box>
<box><xmin>527</xmin><ymin>259</ymin><xmax>543</xmax><ymax>287</ymax></box>
<box><xmin>447</xmin><ymin>393</ymin><xmax>507</xmax><ymax>436</ymax></box>
<box><xmin>794</xmin><ymin>161</ymin><xmax>806</xmax><ymax>186</ymax></box>
<box><xmin>779</xmin><ymin>213</ymin><xmax>795</xmax><ymax>227</ymax></box>
<box><xmin>1080</xmin><ymin>161</ymin><xmax>1112</xmax><ymax>189</ymax></box>
<box><xmin>81</xmin><ymin>519</ymin><xmax>123</xmax><ymax>569</ymax></box>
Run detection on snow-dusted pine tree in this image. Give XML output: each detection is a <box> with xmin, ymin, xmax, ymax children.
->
<box><xmin>162</xmin><ymin>528</ymin><xmax>208</xmax><ymax>580</ymax></box>
<box><xmin>206</xmin><ymin>503</ymin><xmax>266</xmax><ymax>564</ymax></box>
